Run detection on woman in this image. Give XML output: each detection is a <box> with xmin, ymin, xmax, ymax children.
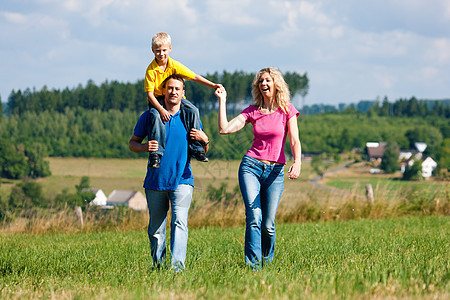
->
<box><xmin>215</xmin><ymin>67</ymin><xmax>302</xmax><ymax>269</ymax></box>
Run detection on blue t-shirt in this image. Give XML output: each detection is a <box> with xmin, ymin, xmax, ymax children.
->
<box><xmin>133</xmin><ymin>110</ymin><xmax>194</xmax><ymax>191</ymax></box>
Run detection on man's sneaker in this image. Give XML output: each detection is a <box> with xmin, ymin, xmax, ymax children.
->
<box><xmin>148</xmin><ymin>153</ymin><xmax>161</xmax><ymax>168</ymax></box>
<box><xmin>194</xmin><ymin>151</ymin><xmax>208</xmax><ymax>162</ymax></box>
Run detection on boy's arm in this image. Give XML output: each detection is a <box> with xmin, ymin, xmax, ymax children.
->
<box><xmin>193</xmin><ymin>75</ymin><xmax>223</xmax><ymax>90</ymax></box>
<box><xmin>147</xmin><ymin>91</ymin><xmax>171</xmax><ymax>122</ymax></box>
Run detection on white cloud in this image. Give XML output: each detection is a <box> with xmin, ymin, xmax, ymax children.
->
<box><xmin>428</xmin><ymin>38</ymin><xmax>450</xmax><ymax>65</ymax></box>
<box><xmin>2</xmin><ymin>11</ymin><xmax>28</xmax><ymax>24</ymax></box>
<box><xmin>0</xmin><ymin>0</ymin><xmax>449</xmax><ymax>104</ymax></box>
<box><xmin>206</xmin><ymin>0</ymin><xmax>260</xmax><ymax>26</ymax></box>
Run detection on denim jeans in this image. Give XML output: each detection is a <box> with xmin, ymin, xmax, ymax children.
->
<box><xmin>148</xmin><ymin>97</ymin><xmax>203</xmax><ymax>156</ymax></box>
<box><xmin>145</xmin><ymin>184</ymin><xmax>193</xmax><ymax>271</ymax></box>
<box><xmin>238</xmin><ymin>155</ymin><xmax>284</xmax><ymax>269</ymax></box>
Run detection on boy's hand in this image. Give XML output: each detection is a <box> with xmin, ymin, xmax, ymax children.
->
<box><xmin>189</xmin><ymin>129</ymin><xmax>208</xmax><ymax>144</ymax></box>
<box><xmin>213</xmin><ymin>83</ymin><xmax>224</xmax><ymax>90</ymax></box>
<box><xmin>159</xmin><ymin>108</ymin><xmax>171</xmax><ymax>122</ymax></box>
<box><xmin>145</xmin><ymin>140</ymin><xmax>159</xmax><ymax>152</ymax></box>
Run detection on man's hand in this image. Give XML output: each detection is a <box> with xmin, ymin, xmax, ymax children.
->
<box><xmin>159</xmin><ymin>108</ymin><xmax>171</xmax><ymax>122</ymax></box>
<box><xmin>129</xmin><ymin>135</ymin><xmax>159</xmax><ymax>153</ymax></box>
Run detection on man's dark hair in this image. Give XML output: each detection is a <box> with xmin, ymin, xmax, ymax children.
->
<box><xmin>162</xmin><ymin>74</ymin><xmax>185</xmax><ymax>89</ymax></box>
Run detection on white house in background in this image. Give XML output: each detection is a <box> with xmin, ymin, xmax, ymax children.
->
<box><xmin>414</xmin><ymin>142</ymin><xmax>427</xmax><ymax>153</ymax></box>
<box><xmin>401</xmin><ymin>156</ymin><xmax>437</xmax><ymax>178</ymax></box>
<box><xmin>399</xmin><ymin>142</ymin><xmax>428</xmax><ymax>162</ymax></box>
<box><xmin>399</xmin><ymin>151</ymin><xmax>413</xmax><ymax>161</ymax></box>
<box><xmin>366</xmin><ymin>142</ymin><xmax>387</xmax><ymax>162</ymax></box>
<box><xmin>421</xmin><ymin>157</ymin><xmax>438</xmax><ymax>178</ymax></box>
<box><xmin>107</xmin><ymin>190</ymin><xmax>147</xmax><ymax>211</ymax></box>
<box><xmin>83</xmin><ymin>189</ymin><xmax>108</xmax><ymax>206</ymax></box>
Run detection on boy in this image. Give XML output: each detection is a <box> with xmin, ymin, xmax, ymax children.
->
<box><xmin>145</xmin><ymin>32</ymin><xmax>222</xmax><ymax>168</ymax></box>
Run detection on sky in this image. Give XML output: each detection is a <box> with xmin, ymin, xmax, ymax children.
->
<box><xmin>1</xmin><ymin>0</ymin><xmax>450</xmax><ymax>106</ymax></box>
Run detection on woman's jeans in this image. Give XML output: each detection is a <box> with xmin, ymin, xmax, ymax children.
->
<box><xmin>145</xmin><ymin>184</ymin><xmax>193</xmax><ymax>271</ymax></box>
<box><xmin>238</xmin><ymin>155</ymin><xmax>284</xmax><ymax>269</ymax></box>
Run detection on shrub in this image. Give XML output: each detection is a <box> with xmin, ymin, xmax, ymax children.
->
<box><xmin>403</xmin><ymin>160</ymin><xmax>423</xmax><ymax>181</ymax></box>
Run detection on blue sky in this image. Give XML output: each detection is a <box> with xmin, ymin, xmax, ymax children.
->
<box><xmin>1</xmin><ymin>0</ymin><xmax>449</xmax><ymax>106</ymax></box>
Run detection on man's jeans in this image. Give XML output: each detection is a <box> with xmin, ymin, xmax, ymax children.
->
<box><xmin>238</xmin><ymin>155</ymin><xmax>284</xmax><ymax>269</ymax></box>
<box><xmin>148</xmin><ymin>97</ymin><xmax>203</xmax><ymax>156</ymax></box>
<box><xmin>145</xmin><ymin>184</ymin><xmax>193</xmax><ymax>271</ymax></box>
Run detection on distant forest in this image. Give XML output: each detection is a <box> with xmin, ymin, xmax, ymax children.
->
<box><xmin>0</xmin><ymin>70</ymin><xmax>449</xmax><ymax>180</ymax></box>
<box><xmin>4</xmin><ymin>71</ymin><xmax>309</xmax><ymax>116</ymax></box>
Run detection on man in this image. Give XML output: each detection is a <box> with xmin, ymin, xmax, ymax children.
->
<box><xmin>129</xmin><ymin>74</ymin><xmax>210</xmax><ymax>271</ymax></box>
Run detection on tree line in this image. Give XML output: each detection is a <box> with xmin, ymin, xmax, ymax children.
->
<box><xmin>1</xmin><ymin>71</ymin><xmax>449</xmax><ymax>181</ymax></box>
<box><xmin>5</xmin><ymin>70</ymin><xmax>310</xmax><ymax>116</ymax></box>
<box><xmin>302</xmin><ymin>97</ymin><xmax>449</xmax><ymax>118</ymax></box>
<box><xmin>0</xmin><ymin>106</ymin><xmax>448</xmax><ymax>174</ymax></box>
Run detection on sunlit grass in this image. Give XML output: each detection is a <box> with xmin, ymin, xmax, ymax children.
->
<box><xmin>1</xmin><ymin>216</ymin><xmax>448</xmax><ymax>299</ymax></box>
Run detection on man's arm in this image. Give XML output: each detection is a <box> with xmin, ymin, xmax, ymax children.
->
<box><xmin>129</xmin><ymin>135</ymin><xmax>159</xmax><ymax>153</ymax></box>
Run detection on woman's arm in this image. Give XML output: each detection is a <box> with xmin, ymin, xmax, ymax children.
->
<box><xmin>215</xmin><ymin>87</ymin><xmax>246</xmax><ymax>135</ymax></box>
<box><xmin>287</xmin><ymin>116</ymin><xmax>302</xmax><ymax>179</ymax></box>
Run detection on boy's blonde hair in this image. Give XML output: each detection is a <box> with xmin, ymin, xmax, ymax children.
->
<box><xmin>251</xmin><ymin>67</ymin><xmax>291</xmax><ymax>114</ymax></box>
<box><xmin>152</xmin><ymin>32</ymin><xmax>171</xmax><ymax>49</ymax></box>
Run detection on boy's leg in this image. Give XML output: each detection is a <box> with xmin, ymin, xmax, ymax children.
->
<box><xmin>148</xmin><ymin>97</ymin><xmax>166</xmax><ymax>168</ymax></box>
<box><xmin>180</xmin><ymin>98</ymin><xmax>208</xmax><ymax>162</ymax></box>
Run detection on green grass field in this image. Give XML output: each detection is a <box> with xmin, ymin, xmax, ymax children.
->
<box><xmin>0</xmin><ymin>157</ymin><xmax>316</xmax><ymax>208</ymax></box>
<box><xmin>1</xmin><ymin>158</ymin><xmax>449</xmax><ymax>298</ymax></box>
<box><xmin>1</xmin><ymin>216</ymin><xmax>448</xmax><ymax>299</ymax></box>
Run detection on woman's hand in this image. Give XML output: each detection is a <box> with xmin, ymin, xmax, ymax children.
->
<box><xmin>288</xmin><ymin>161</ymin><xmax>301</xmax><ymax>180</ymax></box>
<box><xmin>215</xmin><ymin>86</ymin><xmax>227</xmax><ymax>102</ymax></box>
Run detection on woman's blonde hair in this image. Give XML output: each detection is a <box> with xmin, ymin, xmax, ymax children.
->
<box><xmin>251</xmin><ymin>67</ymin><xmax>291</xmax><ymax>114</ymax></box>
<box><xmin>152</xmin><ymin>32</ymin><xmax>171</xmax><ymax>49</ymax></box>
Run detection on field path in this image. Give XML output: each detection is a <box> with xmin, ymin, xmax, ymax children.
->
<box><xmin>309</xmin><ymin>161</ymin><xmax>366</xmax><ymax>199</ymax></box>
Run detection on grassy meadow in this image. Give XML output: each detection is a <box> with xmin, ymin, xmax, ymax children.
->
<box><xmin>1</xmin><ymin>157</ymin><xmax>448</xmax><ymax>233</ymax></box>
<box><xmin>1</xmin><ymin>158</ymin><xmax>449</xmax><ymax>298</ymax></box>
<box><xmin>1</xmin><ymin>216</ymin><xmax>448</xmax><ymax>299</ymax></box>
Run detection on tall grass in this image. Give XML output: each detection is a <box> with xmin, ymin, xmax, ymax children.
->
<box><xmin>0</xmin><ymin>216</ymin><xmax>448</xmax><ymax>299</ymax></box>
<box><xmin>1</xmin><ymin>181</ymin><xmax>448</xmax><ymax>234</ymax></box>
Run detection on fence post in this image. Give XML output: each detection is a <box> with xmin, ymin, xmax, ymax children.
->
<box><xmin>75</xmin><ymin>206</ymin><xmax>84</xmax><ymax>227</ymax></box>
<box><xmin>365</xmin><ymin>184</ymin><xmax>374</xmax><ymax>204</ymax></box>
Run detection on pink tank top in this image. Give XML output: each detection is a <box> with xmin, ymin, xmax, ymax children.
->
<box><xmin>240</xmin><ymin>103</ymin><xmax>299</xmax><ymax>164</ymax></box>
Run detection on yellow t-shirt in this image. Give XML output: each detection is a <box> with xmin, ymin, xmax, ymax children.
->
<box><xmin>144</xmin><ymin>57</ymin><xmax>196</xmax><ymax>98</ymax></box>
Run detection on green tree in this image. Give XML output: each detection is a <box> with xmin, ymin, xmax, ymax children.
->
<box><xmin>380</xmin><ymin>142</ymin><xmax>400</xmax><ymax>174</ymax></box>
<box><xmin>405</xmin><ymin>125</ymin><xmax>443</xmax><ymax>155</ymax></box>
<box><xmin>403</xmin><ymin>160</ymin><xmax>423</xmax><ymax>181</ymax></box>
<box><xmin>311</xmin><ymin>154</ymin><xmax>331</xmax><ymax>178</ymax></box>
<box><xmin>8</xmin><ymin>181</ymin><xmax>45</xmax><ymax>209</ymax></box>
<box><xmin>435</xmin><ymin>138</ymin><xmax>450</xmax><ymax>174</ymax></box>
<box><xmin>25</xmin><ymin>143</ymin><xmax>51</xmax><ymax>178</ymax></box>
<box><xmin>0</xmin><ymin>140</ymin><xmax>28</xmax><ymax>180</ymax></box>
<box><xmin>75</xmin><ymin>176</ymin><xmax>91</xmax><ymax>193</ymax></box>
